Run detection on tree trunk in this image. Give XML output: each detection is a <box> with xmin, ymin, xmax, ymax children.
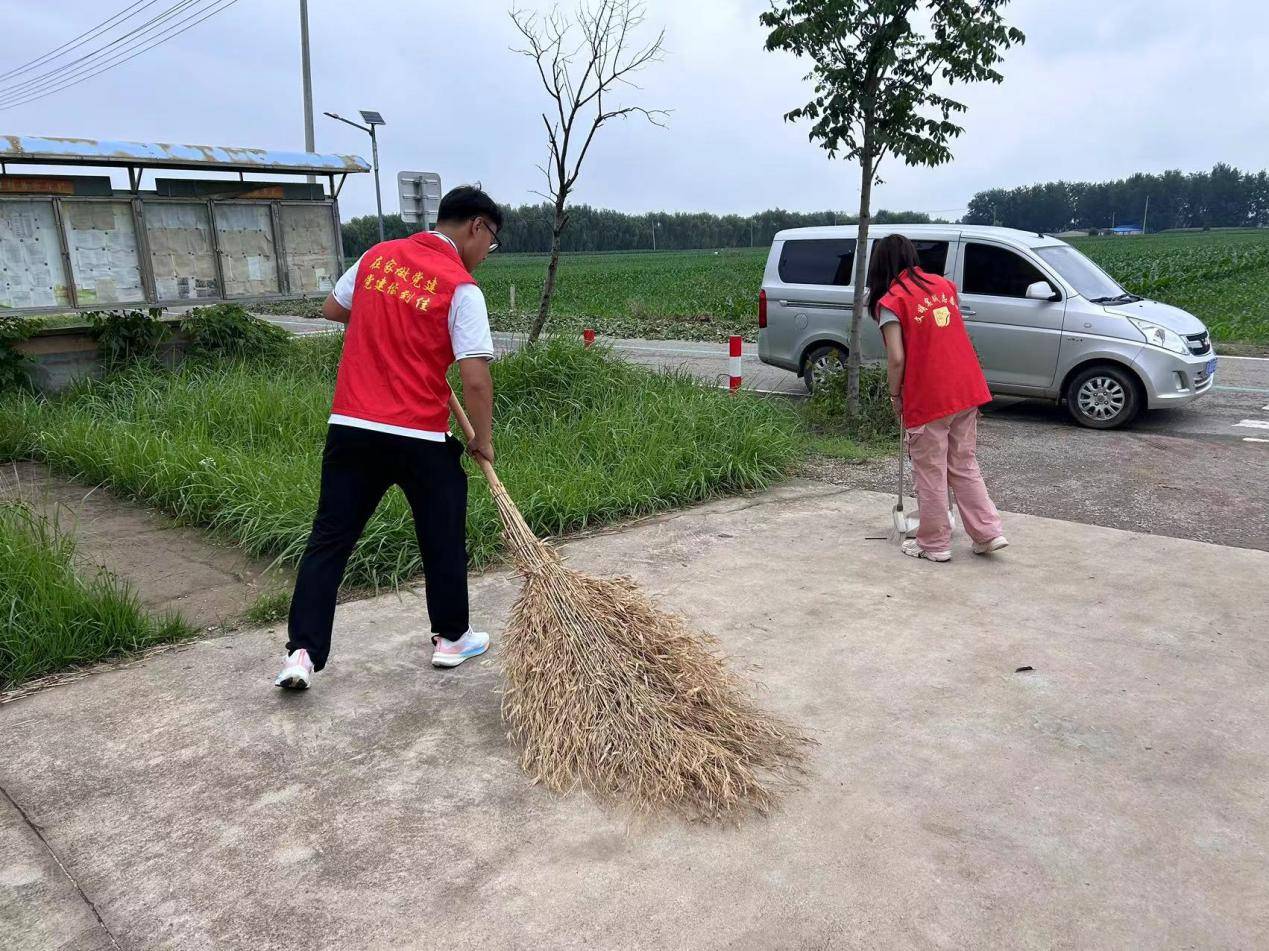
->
<box><xmin>847</xmin><ymin>140</ymin><xmax>874</xmax><ymax>418</ymax></box>
<box><xmin>528</xmin><ymin>201</ymin><xmax>567</xmax><ymax>344</ymax></box>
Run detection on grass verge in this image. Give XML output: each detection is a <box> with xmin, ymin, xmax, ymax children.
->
<box><xmin>0</xmin><ymin>501</ymin><xmax>192</xmax><ymax>689</ymax></box>
<box><xmin>799</xmin><ymin>361</ymin><xmax>900</xmax><ymax>462</ymax></box>
<box><xmin>0</xmin><ymin>337</ymin><xmax>802</xmax><ymax>591</ymax></box>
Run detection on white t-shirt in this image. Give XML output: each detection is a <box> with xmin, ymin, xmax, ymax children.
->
<box><xmin>877</xmin><ymin>306</ymin><xmax>899</xmax><ymax>327</ymax></box>
<box><xmin>328</xmin><ymin>234</ymin><xmax>494</xmax><ymax>441</ymax></box>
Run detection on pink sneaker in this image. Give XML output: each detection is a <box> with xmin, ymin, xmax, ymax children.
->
<box><xmin>431</xmin><ymin>629</ymin><xmax>490</xmax><ymax>668</ymax></box>
<box><xmin>274</xmin><ymin>649</ymin><xmax>314</xmax><ymax>689</ymax></box>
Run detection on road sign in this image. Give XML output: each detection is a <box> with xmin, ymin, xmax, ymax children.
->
<box><xmin>398</xmin><ymin>171</ymin><xmax>442</xmax><ymax>228</ymax></box>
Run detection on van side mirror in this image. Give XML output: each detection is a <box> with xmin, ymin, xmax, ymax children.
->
<box><xmin>1026</xmin><ymin>281</ymin><xmax>1060</xmax><ymax>302</ymax></box>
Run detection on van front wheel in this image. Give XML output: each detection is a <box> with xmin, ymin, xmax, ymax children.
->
<box><xmin>801</xmin><ymin>344</ymin><xmax>848</xmax><ymax>394</ymax></box>
<box><xmin>1067</xmin><ymin>365</ymin><xmax>1141</xmax><ymax>429</ymax></box>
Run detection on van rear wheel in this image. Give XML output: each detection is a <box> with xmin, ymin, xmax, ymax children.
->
<box><xmin>801</xmin><ymin>344</ymin><xmax>848</xmax><ymax>394</ymax></box>
<box><xmin>1067</xmin><ymin>365</ymin><xmax>1141</xmax><ymax>429</ymax></box>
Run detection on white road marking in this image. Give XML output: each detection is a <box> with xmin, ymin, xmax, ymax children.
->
<box><xmin>1242</xmin><ymin>437</ymin><xmax>1269</xmax><ymax>443</ymax></box>
<box><xmin>1233</xmin><ymin>419</ymin><xmax>1269</xmax><ymax>429</ymax></box>
<box><xmin>1218</xmin><ymin>354</ymin><xmax>1269</xmax><ymax>362</ymax></box>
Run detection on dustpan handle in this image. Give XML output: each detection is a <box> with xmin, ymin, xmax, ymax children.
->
<box><xmin>896</xmin><ymin>429</ymin><xmax>906</xmax><ymax>512</ymax></box>
<box><xmin>448</xmin><ymin>393</ymin><xmax>502</xmax><ymax>489</ymax></box>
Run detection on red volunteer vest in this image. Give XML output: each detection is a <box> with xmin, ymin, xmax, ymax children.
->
<box><xmin>877</xmin><ymin>268</ymin><xmax>991</xmax><ymax>429</ymax></box>
<box><xmin>330</xmin><ymin>232</ymin><xmax>476</xmax><ymax>432</ymax></box>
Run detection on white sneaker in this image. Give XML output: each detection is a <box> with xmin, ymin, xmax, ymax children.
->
<box><xmin>972</xmin><ymin>536</ymin><xmax>1010</xmax><ymax>556</ymax></box>
<box><xmin>431</xmin><ymin>629</ymin><xmax>490</xmax><ymax>668</ymax></box>
<box><xmin>901</xmin><ymin>538</ymin><xmax>951</xmax><ymax>562</ymax></box>
<box><xmin>274</xmin><ymin>649</ymin><xmax>314</xmax><ymax>689</ymax></box>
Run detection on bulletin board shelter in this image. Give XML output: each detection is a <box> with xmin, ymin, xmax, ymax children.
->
<box><xmin>0</xmin><ymin>136</ymin><xmax>370</xmax><ymax>315</ymax></box>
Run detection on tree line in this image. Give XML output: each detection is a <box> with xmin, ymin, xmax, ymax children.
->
<box><xmin>963</xmin><ymin>163</ymin><xmax>1269</xmax><ymax>234</ymax></box>
<box><xmin>339</xmin><ymin>205</ymin><xmax>941</xmax><ymax>260</ymax></box>
<box><xmin>338</xmin><ymin>162</ymin><xmax>1269</xmax><ymax>262</ymax></box>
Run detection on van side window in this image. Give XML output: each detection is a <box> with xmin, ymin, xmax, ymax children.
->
<box><xmin>963</xmin><ymin>243</ymin><xmax>1048</xmax><ymax>298</ymax></box>
<box><xmin>778</xmin><ymin>239</ymin><xmax>856</xmax><ymax>286</ymax></box>
<box><xmin>914</xmin><ymin>240</ymin><xmax>949</xmax><ymax>276</ymax></box>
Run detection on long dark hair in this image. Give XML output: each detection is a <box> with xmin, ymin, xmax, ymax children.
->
<box><xmin>867</xmin><ymin>234</ymin><xmax>933</xmax><ymax>321</ymax></box>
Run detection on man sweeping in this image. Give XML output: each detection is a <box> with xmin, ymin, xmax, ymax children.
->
<box><xmin>274</xmin><ymin>185</ymin><xmax>503</xmax><ymax>690</ymax></box>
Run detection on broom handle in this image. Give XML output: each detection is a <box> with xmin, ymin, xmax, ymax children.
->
<box><xmin>448</xmin><ymin>393</ymin><xmax>502</xmax><ymax>489</ymax></box>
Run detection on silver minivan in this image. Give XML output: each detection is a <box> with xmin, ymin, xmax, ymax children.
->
<box><xmin>757</xmin><ymin>224</ymin><xmax>1217</xmax><ymax>428</ymax></box>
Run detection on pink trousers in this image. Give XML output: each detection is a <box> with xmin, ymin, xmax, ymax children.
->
<box><xmin>907</xmin><ymin>408</ymin><xmax>1003</xmax><ymax>552</ymax></box>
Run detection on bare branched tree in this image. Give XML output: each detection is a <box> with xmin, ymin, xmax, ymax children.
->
<box><xmin>511</xmin><ymin>0</ymin><xmax>668</xmax><ymax>343</ymax></box>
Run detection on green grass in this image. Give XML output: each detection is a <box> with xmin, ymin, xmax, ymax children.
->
<box><xmin>252</xmin><ymin>231</ymin><xmax>1269</xmax><ymax>345</ymax></box>
<box><xmin>800</xmin><ymin>362</ymin><xmax>900</xmax><ymax>462</ymax></box>
<box><xmin>0</xmin><ymin>501</ymin><xmax>192</xmax><ymax>689</ymax></box>
<box><xmin>252</xmin><ymin>248</ymin><xmax>768</xmax><ymax>342</ymax></box>
<box><xmin>246</xmin><ymin>589</ymin><xmax>291</xmax><ymax>624</ymax></box>
<box><xmin>0</xmin><ymin>337</ymin><xmax>802</xmax><ymax>590</ymax></box>
<box><xmin>805</xmin><ymin>434</ymin><xmax>893</xmax><ymax>464</ymax></box>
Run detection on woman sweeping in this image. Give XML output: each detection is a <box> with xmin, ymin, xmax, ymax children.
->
<box><xmin>868</xmin><ymin>234</ymin><xmax>1009</xmax><ymax>562</ymax></box>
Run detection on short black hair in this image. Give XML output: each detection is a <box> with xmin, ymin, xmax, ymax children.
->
<box><xmin>437</xmin><ymin>185</ymin><xmax>503</xmax><ymax>231</ymax></box>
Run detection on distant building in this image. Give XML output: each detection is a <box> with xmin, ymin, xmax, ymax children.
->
<box><xmin>1111</xmin><ymin>224</ymin><xmax>1144</xmax><ymax>236</ymax></box>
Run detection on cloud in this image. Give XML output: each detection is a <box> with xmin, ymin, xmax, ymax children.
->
<box><xmin>0</xmin><ymin>0</ymin><xmax>1263</xmax><ymax>220</ymax></box>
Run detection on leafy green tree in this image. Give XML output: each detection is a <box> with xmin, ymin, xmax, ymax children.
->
<box><xmin>761</xmin><ymin>0</ymin><xmax>1024</xmax><ymax>415</ymax></box>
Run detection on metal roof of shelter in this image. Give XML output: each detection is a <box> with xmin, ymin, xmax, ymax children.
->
<box><xmin>1</xmin><ymin>135</ymin><xmax>369</xmax><ymax>176</ymax></box>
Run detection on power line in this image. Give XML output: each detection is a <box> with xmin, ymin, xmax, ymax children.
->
<box><xmin>0</xmin><ymin>1</ymin><xmax>160</xmax><ymax>84</ymax></box>
<box><xmin>0</xmin><ymin>0</ymin><xmax>243</xmax><ymax>111</ymax></box>
<box><xmin>0</xmin><ymin>1</ymin><xmax>207</xmax><ymax>102</ymax></box>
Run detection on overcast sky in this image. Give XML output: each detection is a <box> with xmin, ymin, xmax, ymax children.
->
<box><xmin>1</xmin><ymin>0</ymin><xmax>1266</xmax><ymax>220</ymax></box>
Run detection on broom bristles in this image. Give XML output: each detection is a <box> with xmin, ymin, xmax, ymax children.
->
<box><xmin>485</xmin><ymin>473</ymin><xmax>812</xmax><ymax>820</ymax></box>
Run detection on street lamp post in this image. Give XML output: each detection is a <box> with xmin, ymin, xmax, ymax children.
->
<box><xmin>324</xmin><ymin>109</ymin><xmax>387</xmax><ymax>242</ymax></box>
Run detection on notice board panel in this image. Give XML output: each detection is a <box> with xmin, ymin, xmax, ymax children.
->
<box><xmin>214</xmin><ymin>204</ymin><xmax>279</xmax><ymax>297</ymax></box>
<box><xmin>0</xmin><ymin>199</ymin><xmax>70</xmax><ymax>310</ymax></box>
<box><xmin>281</xmin><ymin>204</ymin><xmax>338</xmax><ymax>294</ymax></box>
<box><xmin>145</xmin><ymin>202</ymin><xmax>220</xmax><ymax>301</ymax></box>
<box><xmin>62</xmin><ymin>201</ymin><xmax>146</xmax><ymax>305</ymax></box>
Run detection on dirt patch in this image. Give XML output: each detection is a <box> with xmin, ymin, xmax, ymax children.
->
<box><xmin>1</xmin><ymin>461</ymin><xmax>290</xmax><ymax>629</ymax></box>
<box><xmin>801</xmin><ymin>413</ymin><xmax>1269</xmax><ymax>552</ymax></box>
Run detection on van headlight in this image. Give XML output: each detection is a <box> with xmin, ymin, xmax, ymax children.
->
<box><xmin>1128</xmin><ymin>318</ymin><xmax>1188</xmax><ymax>355</ymax></box>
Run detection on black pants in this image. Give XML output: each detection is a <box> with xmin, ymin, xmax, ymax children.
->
<box><xmin>286</xmin><ymin>424</ymin><xmax>469</xmax><ymax>670</ymax></box>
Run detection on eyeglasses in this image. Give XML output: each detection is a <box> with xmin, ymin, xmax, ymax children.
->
<box><xmin>479</xmin><ymin>218</ymin><xmax>501</xmax><ymax>253</ymax></box>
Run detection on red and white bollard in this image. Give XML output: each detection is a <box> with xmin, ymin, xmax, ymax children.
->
<box><xmin>728</xmin><ymin>335</ymin><xmax>743</xmax><ymax>392</ymax></box>
<box><xmin>583</xmin><ymin>328</ymin><xmax>596</xmax><ymax>348</ymax></box>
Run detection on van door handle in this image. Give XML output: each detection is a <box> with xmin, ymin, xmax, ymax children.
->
<box><xmin>779</xmin><ymin>300</ymin><xmax>852</xmax><ymax>310</ymax></box>
<box><xmin>962</xmin><ymin>308</ymin><xmax>977</xmax><ymax>316</ymax></box>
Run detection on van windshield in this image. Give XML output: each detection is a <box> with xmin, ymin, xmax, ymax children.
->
<box><xmin>1034</xmin><ymin>245</ymin><xmax>1130</xmax><ymax>301</ymax></box>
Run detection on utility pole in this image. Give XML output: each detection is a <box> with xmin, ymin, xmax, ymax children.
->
<box><xmin>651</xmin><ymin>218</ymin><xmax>657</xmax><ymax>251</ymax></box>
<box><xmin>300</xmin><ymin>0</ymin><xmax>315</xmax><ymax>184</ymax></box>
<box><xmin>1142</xmin><ymin>194</ymin><xmax>1150</xmax><ymax>234</ymax></box>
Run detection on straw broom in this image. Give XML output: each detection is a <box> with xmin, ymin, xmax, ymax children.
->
<box><xmin>449</xmin><ymin>395</ymin><xmax>811</xmax><ymax>821</ymax></box>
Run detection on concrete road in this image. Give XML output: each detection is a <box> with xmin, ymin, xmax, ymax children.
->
<box><xmin>3</xmin><ymin>484</ymin><xmax>1266</xmax><ymax>950</ymax></box>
